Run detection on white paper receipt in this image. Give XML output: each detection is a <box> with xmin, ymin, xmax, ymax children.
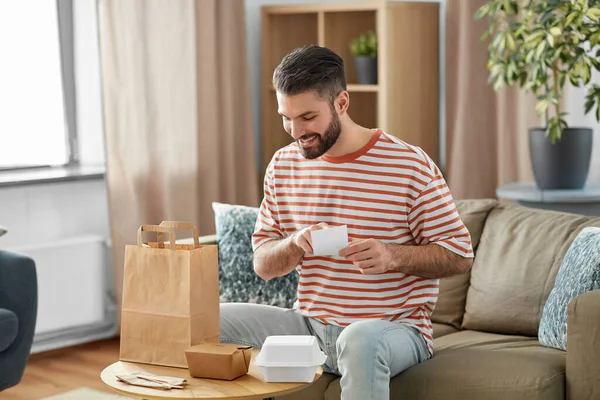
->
<box><xmin>310</xmin><ymin>225</ymin><xmax>349</xmax><ymax>256</ymax></box>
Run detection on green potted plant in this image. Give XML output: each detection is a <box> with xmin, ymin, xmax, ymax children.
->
<box><xmin>349</xmin><ymin>30</ymin><xmax>378</xmax><ymax>85</ymax></box>
<box><xmin>475</xmin><ymin>0</ymin><xmax>600</xmax><ymax>190</ymax></box>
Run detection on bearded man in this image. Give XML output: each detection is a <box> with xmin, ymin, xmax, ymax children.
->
<box><xmin>219</xmin><ymin>45</ymin><xmax>473</xmax><ymax>400</ymax></box>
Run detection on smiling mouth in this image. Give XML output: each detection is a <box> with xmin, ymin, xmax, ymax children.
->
<box><xmin>298</xmin><ymin>134</ymin><xmax>319</xmax><ymax>147</ymax></box>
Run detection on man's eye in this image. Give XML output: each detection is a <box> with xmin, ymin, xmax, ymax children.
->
<box><xmin>303</xmin><ymin>116</ymin><xmax>315</xmax><ymax>121</ymax></box>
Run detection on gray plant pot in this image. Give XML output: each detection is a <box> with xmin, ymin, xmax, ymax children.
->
<box><xmin>529</xmin><ymin>127</ymin><xmax>593</xmax><ymax>190</ymax></box>
<box><xmin>353</xmin><ymin>56</ymin><xmax>377</xmax><ymax>85</ymax></box>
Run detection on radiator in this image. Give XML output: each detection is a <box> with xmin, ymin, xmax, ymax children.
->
<box><xmin>8</xmin><ymin>235</ymin><xmax>117</xmax><ymax>353</ymax></box>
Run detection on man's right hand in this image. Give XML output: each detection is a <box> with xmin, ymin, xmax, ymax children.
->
<box><xmin>291</xmin><ymin>222</ymin><xmax>330</xmax><ymax>254</ymax></box>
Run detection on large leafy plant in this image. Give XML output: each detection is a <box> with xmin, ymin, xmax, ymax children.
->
<box><xmin>475</xmin><ymin>0</ymin><xmax>600</xmax><ymax>143</ymax></box>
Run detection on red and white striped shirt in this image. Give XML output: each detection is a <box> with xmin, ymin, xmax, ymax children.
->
<box><xmin>252</xmin><ymin>129</ymin><xmax>473</xmax><ymax>354</ymax></box>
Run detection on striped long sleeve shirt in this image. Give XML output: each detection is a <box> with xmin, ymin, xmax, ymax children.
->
<box><xmin>252</xmin><ymin>129</ymin><xmax>473</xmax><ymax>354</ymax></box>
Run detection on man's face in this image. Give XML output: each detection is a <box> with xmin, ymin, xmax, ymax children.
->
<box><xmin>276</xmin><ymin>90</ymin><xmax>341</xmax><ymax>159</ymax></box>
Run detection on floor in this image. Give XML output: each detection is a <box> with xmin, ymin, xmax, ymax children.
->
<box><xmin>2</xmin><ymin>338</ymin><xmax>120</xmax><ymax>400</ymax></box>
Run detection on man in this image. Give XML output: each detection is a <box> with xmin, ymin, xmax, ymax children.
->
<box><xmin>220</xmin><ymin>45</ymin><xmax>473</xmax><ymax>399</ymax></box>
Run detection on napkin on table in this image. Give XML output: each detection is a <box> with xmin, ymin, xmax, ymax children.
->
<box><xmin>115</xmin><ymin>372</ymin><xmax>187</xmax><ymax>390</ymax></box>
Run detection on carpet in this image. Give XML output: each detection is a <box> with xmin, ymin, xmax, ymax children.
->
<box><xmin>41</xmin><ymin>387</ymin><xmax>130</xmax><ymax>399</ymax></box>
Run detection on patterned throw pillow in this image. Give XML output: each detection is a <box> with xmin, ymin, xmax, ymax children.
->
<box><xmin>212</xmin><ymin>202</ymin><xmax>298</xmax><ymax>308</ymax></box>
<box><xmin>538</xmin><ymin>227</ymin><xmax>600</xmax><ymax>350</ymax></box>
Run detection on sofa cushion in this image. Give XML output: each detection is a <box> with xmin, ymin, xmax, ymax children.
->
<box><xmin>463</xmin><ymin>202</ymin><xmax>589</xmax><ymax>336</ymax></box>
<box><xmin>212</xmin><ymin>202</ymin><xmax>298</xmax><ymax>308</ymax></box>
<box><xmin>0</xmin><ymin>308</ymin><xmax>18</xmax><ymax>352</ymax></box>
<box><xmin>539</xmin><ymin>227</ymin><xmax>600</xmax><ymax>350</ymax></box>
<box><xmin>431</xmin><ymin>199</ymin><xmax>496</xmax><ymax>329</ymax></box>
<box><xmin>322</xmin><ymin>330</ymin><xmax>564</xmax><ymax>400</ymax></box>
<box><xmin>432</xmin><ymin>322</ymin><xmax>459</xmax><ymax>338</ymax></box>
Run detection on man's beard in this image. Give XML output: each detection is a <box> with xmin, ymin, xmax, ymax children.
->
<box><xmin>297</xmin><ymin>111</ymin><xmax>342</xmax><ymax>159</ymax></box>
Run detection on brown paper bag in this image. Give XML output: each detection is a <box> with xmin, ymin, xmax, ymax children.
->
<box><xmin>119</xmin><ymin>222</ymin><xmax>220</xmax><ymax>368</ymax></box>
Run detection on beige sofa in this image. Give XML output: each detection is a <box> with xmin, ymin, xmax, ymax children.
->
<box><xmin>207</xmin><ymin>199</ymin><xmax>600</xmax><ymax>399</ymax></box>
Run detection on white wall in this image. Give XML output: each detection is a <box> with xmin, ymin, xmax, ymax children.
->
<box><xmin>0</xmin><ymin>181</ymin><xmax>109</xmax><ymax>250</ymax></box>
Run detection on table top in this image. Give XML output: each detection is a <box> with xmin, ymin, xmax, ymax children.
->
<box><xmin>100</xmin><ymin>349</ymin><xmax>322</xmax><ymax>400</ymax></box>
<box><xmin>496</xmin><ymin>181</ymin><xmax>600</xmax><ymax>203</ymax></box>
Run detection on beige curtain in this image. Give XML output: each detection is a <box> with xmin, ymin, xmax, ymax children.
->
<box><xmin>97</xmin><ymin>0</ymin><xmax>259</xmax><ymax>310</ymax></box>
<box><xmin>445</xmin><ymin>0</ymin><xmax>541</xmax><ymax>199</ymax></box>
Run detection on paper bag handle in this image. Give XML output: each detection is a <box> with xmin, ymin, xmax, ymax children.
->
<box><xmin>137</xmin><ymin>225</ymin><xmax>176</xmax><ymax>250</ymax></box>
<box><xmin>158</xmin><ymin>221</ymin><xmax>200</xmax><ymax>246</ymax></box>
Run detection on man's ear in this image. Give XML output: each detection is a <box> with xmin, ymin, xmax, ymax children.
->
<box><xmin>336</xmin><ymin>91</ymin><xmax>350</xmax><ymax>115</ymax></box>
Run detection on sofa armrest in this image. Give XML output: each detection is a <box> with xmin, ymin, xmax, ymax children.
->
<box><xmin>0</xmin><ymin>250</ymin><xmax>37</xmax><ymax>391</ymax></box>
<box><xmin>566</xmin><ymin>289</ymin><xmax>600</xmax><ymax>400</ymax></box>
<box><xmin>175</xmin><ymin>234</ymin><xmax>217</xmax><ymax>245</ymax></box>
<box><xmin>199</xmin><ymin>234</ymin><xmax>217</xmax><ymax>245</ymax></box>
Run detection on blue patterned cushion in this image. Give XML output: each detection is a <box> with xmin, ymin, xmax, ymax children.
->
<box><xmin>538</xmin><ymin>227</ymin><xmax>600</xmax><ymax>350</ymax></box>
<box><xmin>212</xmin><ymin>202</ymin><xmax>298</xmax><ymax>308</ymax></box>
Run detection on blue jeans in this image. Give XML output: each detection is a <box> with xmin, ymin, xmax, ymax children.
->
<box><xmin>220</xmin><ymin>303</ymin><xmax>431</xmax><ymax>400</ymax></box>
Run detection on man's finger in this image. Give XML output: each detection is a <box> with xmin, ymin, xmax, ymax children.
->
<box><xmin>358</xmin><ymin>260</ymin><xmax>385</xmax><ymax>273</ymax></box>
<box><xmin>295</xmin><ymin>233</ymin><xmax>313</xmax><ymax>254</ymax></box>
<box><xmin>299</xmin><ymin>236</ymin><xmax>313</xmax><ymax>254</ymax></box>
<box><xmin>345</xmin><ymin>249</ymin><xmax>373</xmax><ymax>262</ymax></box>
<box><xmin>339</xmin><ymin>240</ymin><xmax>370</xmax><ymax>257</ymax></box>
<box><xmin>355</xmin><ymin>260</ymin><xmax>376</xmax><ymax>270</ymax></box>
<box><xmin>311</xmin><ymin>222</ymin><xmax>329</xmax><ymax>230</ymax></box>
<box><xmin>359</xmin><ymin>265</ymin><xmax>382</xmax><ymax>275</ymax></box>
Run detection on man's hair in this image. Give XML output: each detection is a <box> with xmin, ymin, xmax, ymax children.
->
<box><xmin>272</xmin><ymin>45</ymin><xmax>346</xmax><ymax>103</ymax></box>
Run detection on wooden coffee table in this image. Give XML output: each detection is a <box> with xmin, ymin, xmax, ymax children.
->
<box><xmin>100</xmin><ymin>349</ymin><xmax>322</xmax><ymax>400</ymax></box>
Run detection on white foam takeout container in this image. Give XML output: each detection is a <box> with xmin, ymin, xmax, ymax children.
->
<box><xmin>254</xmin><ymin>335</ymin><xmax>327</xmax><ymax>383</ymax></box>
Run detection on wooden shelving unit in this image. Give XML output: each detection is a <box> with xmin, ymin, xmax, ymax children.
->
<box><xmin>260</xmin><ymin>0</ymin><xmax>440</xmax><ymax>172</ymax></box>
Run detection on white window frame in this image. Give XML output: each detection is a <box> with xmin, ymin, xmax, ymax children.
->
<box><xmin>57</xmin><ymin>0</ymin><xmax>79</xmax><ymax>167</ymax></box>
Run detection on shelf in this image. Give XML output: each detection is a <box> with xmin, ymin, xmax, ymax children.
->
<box><xmin>267</xmin><ymin>84</ymin><xmax>378</xmax><ymax>93</ymax></box>
<box><xmin>324</xmin><ymin>10</ymin><xmax>377</xmax><ymax>85</ymax></box>
<box><xmin>260</xmin><ymin>1</ymin><xmax>440</xmax><ymax>170</ymax></box>
<box><xmin>264</xmin><ymin>2</ymin><xmax>379</xmax><ymax>15</ymax></box>
<box><xmin>385</xmin><ymin>2</ymin><xmax>439</xmax><ymax>161</ymax></box>
<box><xmin>348</xmin><ymin>92</ymin><xmax>378</xmax><ymax>129</ymax></box>
<box><xmin>265</xmin><ymin>12</ymin><xmax>319</xmax><ymax>73</ymax></box>
<box><xmin>347</xmin><ymin>84</ymin><xmax>378</xmax><ymax>92</ymax></box>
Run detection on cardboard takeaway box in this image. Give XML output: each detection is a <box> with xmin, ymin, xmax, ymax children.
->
<box><xmin>185</xmin><ymin>343</ymin><xmax>253</xmax><ymax>380</ymax></box>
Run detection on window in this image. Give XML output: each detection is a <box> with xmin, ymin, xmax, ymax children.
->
<box><xmin>0</xmin><ymin>0</ymin><xmax>73</xmax><ymax>169</ymax></box>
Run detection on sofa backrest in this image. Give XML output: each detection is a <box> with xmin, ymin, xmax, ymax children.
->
<box><xmin>461</xmin><ymin>200</ymin><xmax>600</xmax><ymax>336</ymax></box>
<box><xmin>431</xmin><ymin>198</ymin><xmax>497</xmax><ymax>328</ymax></box>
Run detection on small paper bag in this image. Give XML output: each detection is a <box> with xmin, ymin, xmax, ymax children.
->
<box><xmin>119</xmin><ymin>222</ymin><xmax>220</xmax><ymax>368</ymax></box>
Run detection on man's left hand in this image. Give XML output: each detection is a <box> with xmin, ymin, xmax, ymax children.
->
<box><xmin>338</xmin><ymin>239</ymin><xmax>394</xmax><ymax>275</ymax></box>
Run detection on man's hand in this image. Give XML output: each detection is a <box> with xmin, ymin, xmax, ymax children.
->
<box><xmin>338</xmin><ymin>238</ymin><xmax>394</xmax><ymax>275</ymax></box>
<box><xmin>292</xmin><ymin>222</ymin><xmax>330</xmax><ymax>254</ymax></box>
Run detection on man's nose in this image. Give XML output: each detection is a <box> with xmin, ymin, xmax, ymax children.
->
<box><xmin>290</xmin><ymin>121</ymin><xmax>305</xmax><ymax>140</ymax></box>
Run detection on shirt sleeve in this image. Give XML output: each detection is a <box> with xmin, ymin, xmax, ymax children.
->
<box><xmin>252</xmin><ymin>158</ymin><xmax>284</xmax><ymax>251</ymax></box>
<box><xmin>408</xmin><ymin>157</ymin><xmax>473</xmax><ymax>258</ymax></box>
